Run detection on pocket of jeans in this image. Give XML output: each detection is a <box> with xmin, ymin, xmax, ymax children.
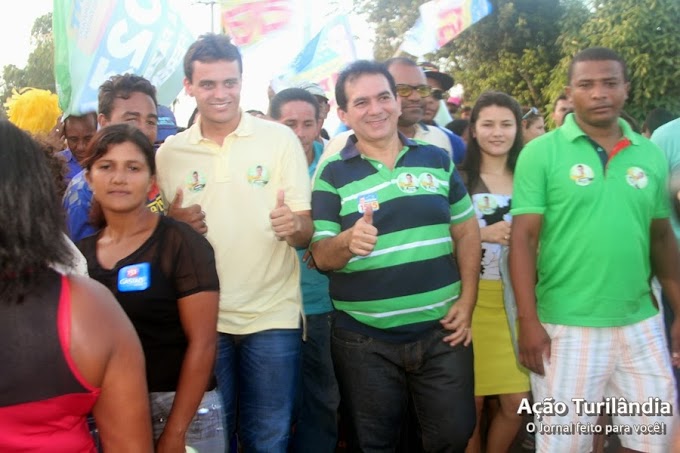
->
<box><xmin>332</xmin><ymin>328</ymin><xmax>373</xmax><ymax>347</ymax></box>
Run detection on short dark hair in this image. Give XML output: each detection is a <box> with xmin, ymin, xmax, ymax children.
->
<box><xmin>384</xmin><ymin>56</ymin><xmax>419</xmax><ymax>70</ymax></box>
<box><xmin>335</xmin><ymin>60</ymin><xmax>397</xmax><ymax>111</ymax></box>
<box><xmin>568</xmin><ymin>47</ymin><xmax>628</xmax><ymax>83</ymax></box>
<box><xmin>643</xmin><ymin>108</ymin><xmax>677</xmax><ymax>135</ymax></box>
<box><xmin>270</xmin><ymin>88</ymin><xmax>320</xmax><ymax>121</ymax></box>
<box><xmin>184</xmin><ymin>33</ymin><xmax>242</xmax><ymax>82</ymax></box>
<box><xmin>461</xmin><ymin>91</ymin><xmax>524</xmax><ymax>191</ymax></box>
<box><xmin>0</xmin><ymin>121</ymin><xmax>73</xmax><ymax>303</ymax></box>
<box><xmin>98</xmin><ymin>74</ymin><xmax>158</xmax><ymax>120</ymax></box>
<box><xmin>83</xmin><ymin>123</ymin><xmax>157</xmax><ymax>176</ymax></box>
<box><xmin>63</xmin><ymin>112</ymin><xmax>97</xmax><ymax>136</ymax></box>
<box><xmin>553</xmin><ymin>93</ymin><xmax>568</xmax><ymax>111</ymax></box>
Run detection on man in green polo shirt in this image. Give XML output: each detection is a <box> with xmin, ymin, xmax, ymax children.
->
<box><xmin>510</xmin><ymin>47</ymin><xmax>680</xmax><ymax>452</ymax></box>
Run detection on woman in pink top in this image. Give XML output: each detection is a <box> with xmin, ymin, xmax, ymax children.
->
<box><xmin>0</xmin><ymin>121</ymin><xmax>152</xmax><ymax>452</ymax></box>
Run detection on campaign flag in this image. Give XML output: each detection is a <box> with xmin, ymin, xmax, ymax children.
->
<box><xmin>220</xmin><ymin>0</ymin><xmax>312</xmax><ymax>49</ymax></box>
<box><xmin>400</xmin><ymin>0</ymin><xmax>493</xmax><ymax>57</ymax></box>
<box><xmin>54</xmin><ymin>0</ymin><xmax>194</xmax><ymax>116</ymax></box>
<box><xmin>272</xmin><ymin>15</ymin><xmax>357</xmax><ymax>103</ymax></box>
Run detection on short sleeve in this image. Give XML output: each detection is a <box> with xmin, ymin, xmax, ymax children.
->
<box><xmin>449</xmin><ymin>166</ymin><xmax>474</xmax><ymax>224</ymax></box>
<box><xmin>276</xmin><ymin>130</ymin><xmax>312</xmax><ymax>213</ymax></box>
<box><xmin>167</xmin><ymin>221</ymin><xmax>220</xmax><ymax>298</ymax></box>
<box><xmin>311</xmin><ymin>160</ymin><xmax>342</xmax><ymax>243</ymax></box>
<box><xmin>511</xmin><ymin>140</ymin><xmax>548</xmax><ymax>216</ymax></box>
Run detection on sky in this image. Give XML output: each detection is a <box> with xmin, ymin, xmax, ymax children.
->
<box><xmin>2</xmin><ymin>0</ymin><xmax>373</xmax><ymax>127</ymax></box>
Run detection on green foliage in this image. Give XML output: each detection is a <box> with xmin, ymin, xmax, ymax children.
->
<box><xmin>1</xmin><ymin>13</ymin><xmax>55</xmax><ymax>109</ymax></box>
<box><xmin>358</xmin><ymin>0</ymin><xmax>680</xmax><ymax>126</ymax></box>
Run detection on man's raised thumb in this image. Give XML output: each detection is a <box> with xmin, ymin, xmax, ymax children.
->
<box><xmin>170</xmin><ymin>187</ymin><xmax>183</xmax><ymax>208</ymax></box>
<box><xmin>363</xmin><ymin>204</ymin><xmax>373</xmax><ymax>225</ymax></box>
<box><xmin>276</xmin><ymin>189</ymin><xmax>285</xmax><ymax>208</ymax></box>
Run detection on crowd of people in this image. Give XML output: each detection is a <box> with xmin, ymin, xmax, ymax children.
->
<box><xmin>1</xmin><ymin>32</ymin><xmax>679</xmax><ymax>453</ymax></box>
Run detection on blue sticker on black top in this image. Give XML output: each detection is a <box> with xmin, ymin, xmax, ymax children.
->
<box><xmin>117</xmin><ymin>263</ymin><xmax>151</xmax><ymax>292</ymax></box>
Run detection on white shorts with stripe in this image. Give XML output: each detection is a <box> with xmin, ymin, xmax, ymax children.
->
<box><xmin>530</xmin><ymin>314</ymin><xmax>678</xmax><ymax>453</ymax></box>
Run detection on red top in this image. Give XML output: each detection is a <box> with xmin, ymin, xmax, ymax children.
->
<box><xmin>0</xmin><ymin>273</ymin><xmax>100</xmax><ymax>452</ymax></box>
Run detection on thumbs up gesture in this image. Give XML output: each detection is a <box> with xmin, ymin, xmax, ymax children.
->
<box><xmin>270</xmin><ymin>189</ymin><xmax>299</xmax><ymax>240</ymax></box>
<box><xmin>349</xmin><ymin>205</ymin><xmax>378</xmax><ymax>256</ymax></box>
<box><xmin>168</xmin><ymin>187</ymin><xmax>207</xmax><ymax>234</ymax></box>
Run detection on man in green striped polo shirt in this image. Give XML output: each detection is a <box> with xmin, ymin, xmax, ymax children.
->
<box><xmin>310</xmin><ymin>60</ymin><xmax>481</xmax><ymax>451</ymax></box>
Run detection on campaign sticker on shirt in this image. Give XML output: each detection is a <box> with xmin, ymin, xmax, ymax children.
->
<box><xmin>476</xmin><ymin>195</ymin><xmax>498</xmax><ymax>215</ymax></box>
<box><xmin>247</xmin><ymin>165</ymin><xmax>270</xmax><ymax>187</ymax></box>
<box><xmin>418</xmin><ymin>173</ymin><xmax>439</xmax><ymax>193</ymax></box>
<box><xmin>397</xmin><ymin>172</ymin><xmax>418</xmax><ymax>193</ymax></box>
<box><xmin>626</xmin><ymin>167</ymin><xmax>648</xmax><ymax>189</ymax></box>
<box><xmin>186</xmin><ymin>170</ymin><xmax>207</xmax><ymax>192</ymax></box>
<box><xmin>117</xmin><ymin>263</ymin><xmax>151</xmax><ymax>292</ymax></box>
<box><xmin>569</xmin><ymin>164</ymin><xmax>595</xmax><ymax>186</ymax></box>
<box><xmin>358</xmin><ymin>193</ymin><xmax>380</xmax><ymax>213</ymax></box>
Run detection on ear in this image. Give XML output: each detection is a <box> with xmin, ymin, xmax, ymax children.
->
<box><xmin>564</xmin><ymin>85</ymin><xmax>572</xmax><ymax>102</ymax></box>
<box><xmin>624</xmin><ymin>81</ymin><xmax>630</xmax><ymax>101</ymax></box>
<box><xmin>183</xmin><ymin>77</ymin><xmax>194</xmax><ymax>97</ymax></box>
<box><xmin>97</xmin><ymin>113</ymin><xmax>108</xmax><ymax>128</ymax></box>
<box><xmin>337</xmin><ymin>107</ymin><xmax>348</xmax><ymax>126</ymax></box>
<box><xmin>148</xmin><ymin>174</ymin><xmax>157</xmax><ymax>196</ymax></box>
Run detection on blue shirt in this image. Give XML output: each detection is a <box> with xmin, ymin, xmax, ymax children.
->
<box><xmin>57</xmin><ymin>149</ymin><xmax>83</xmax><ymax>185</ymax></box>
<box><xmin>297</xmin><ymin>141</ymin><xmax>333</xmax><ymax>315</ymax></box>
<box><xmin>437</xmin><ymin>124</ymin><xmax>466</xmax><ymax>164</ymax></box>
<box><xmin>62</xmin><ymin>170</ymin><xmax>97</xmax><ymax>242</ymax></box>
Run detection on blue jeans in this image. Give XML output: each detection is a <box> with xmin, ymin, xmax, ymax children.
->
<box><xmin>291</xmin><ymin>312</ymin><xmax>340</xmax><ymax>453</ymax></box>
<box><xmin>215</xmin><ymin>329</ymin><xmax>301</xmax><ymax>453</ymax></box>
<box><xmin>332</xmin><ymin>325</ymin><xmax>475</xmax><ymax>453</ymax></box>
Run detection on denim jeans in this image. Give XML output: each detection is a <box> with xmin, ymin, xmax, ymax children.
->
<box><xmin>150</xmin><ymin>389</ymin><xmax>225</xmax><ymax>452</ymax></box>
<box><xmin>215</xmin><ymin>329</ymin><xmax>301</xmax><ymax>453</ymax></box>
<box><xmin>291</xmin><ymin>312</ymin><xmax>340</xmax><ymax>453</ymax></box>
<box><xmin>332</xmin><ymin>325</ymin><xmax>475</xmax><ymax>453</ymax></box>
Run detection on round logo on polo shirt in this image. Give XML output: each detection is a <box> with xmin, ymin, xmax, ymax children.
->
<box><xmin>569</xmin><ymin>164</ymin><xmax>595</xmax><ymax>186</ymax></box>
<box><xmin>247</xmin><ymin>165</ymin><xmax>269</xmax><ymax>187</ymax></box>
<box><xmin>626</xmin><ymin>167</ymin><xmax>648</xmax><ymax>189</ymax></box>
<box><xmin>397</xmin><ymin>172</ymin><xmax>418</xmax><ymax>193</ymax></box>
<box><xmin>476</xmin><ymin>194</ymin><xmax>498</xmax><ymax>215</ymax></box>
<box><xmin>186</xmin><ymin>170</ymin><xmax>207</xmax><ymax>192</ymax></box>
<box><xmin>418</xmin><ymin>172</ymin><xmax>439</xmax><ymax>193</ymax></box>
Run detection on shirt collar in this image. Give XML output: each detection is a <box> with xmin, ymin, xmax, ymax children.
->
<box><xmin>187</xmin><ymin>109</ymin><xmax>252</xmax><ymax>144</ymax></box>
<box><xmin>339</xmin><ymin>132</ymin><xmax>419</xmax><ymax>161</ymax></box>
<box><xmin>560</xmin><ymin>112</ymin><xmax>641</xmax><ymax>146</ymax></box>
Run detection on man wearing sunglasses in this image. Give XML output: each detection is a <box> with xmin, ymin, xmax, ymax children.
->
<box><xmin>421</xmin><ymin>62</ymin><xmax>466</xmax><ymax>164</ymax></box>
<box><xmin>318</xmin><ymin>58</ymin><xmax>458</xmax><ymax>167</ymax></box>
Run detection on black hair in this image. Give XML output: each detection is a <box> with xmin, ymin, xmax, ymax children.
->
<box><xmin>446</xmin><ymin>119</ymin><xmax>469</xmax><ymax>138</ymax></box>
<box><xmin>567</xmin><ymin>47</ymin><xmax>628</xmax><ymax>84</ymax></box>
<box><xmin>63</xmin><ymin>112</ymin><xmax>97</xmax><ymax>136</ymax></box>
<box><xmin>460</xmin><ymin>91</ymin><xmax>524</xmax><ymax>191</ymax></box>
<box><xmin>184</xmin><ymin>33</ymin><xmax>242</xmax><ymax>82</ymax></box>
<box><xmin>643</xmin><ymin>108</ymin><xmax>677</xmax><ymax>136</ymax></box>
<box><xmin>553</xmin><ymin>93</ymin><xmax>568</xmax><ymax>111</ymax></box>
<box><xmin>98</xmin><ymin>74</ymin><xmax>158</xmax><ymax>120</ymax></box>
<box><xmin>270</xmin><ymin>88</ymin><xmax>320</xmax><ymax>121</ymax></box>
<box><xmin>335</xmin><ymin>60</ymin><xmax>397</xmax><ymax>111</ymax></box>
<box><xmin>83</xmin><ymin>123</ymin><xmax>156</xmax><ymax>176</ymax></box>
<box><xmin>0</xmin><ymin>121</ymin><xmax>73</xmax><ymax>303</ymax></box>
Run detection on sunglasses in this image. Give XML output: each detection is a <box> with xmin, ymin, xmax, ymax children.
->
<box><xmin>395</xmin><ymin>84</ymin><xmax>432</xmax><ymax>98</ymax></box>
<box><xmin>522</xmin><ymin>107</ymin><xmax>540</xmax><ymax>120</ymax></box>
<box><xmin>431</xmin><ymin>89</ymin><xmax>449</xmax><ymax>101</ymax></box>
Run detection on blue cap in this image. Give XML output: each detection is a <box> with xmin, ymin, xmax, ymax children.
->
<box><xmin>156</xmin><ymin>105</ymin><xmax>177</xmax><ymax>143</ymax></box>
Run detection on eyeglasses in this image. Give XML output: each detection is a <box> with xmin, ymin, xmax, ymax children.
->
<box><xmin>522</xmin><ymin>107</ymin><xmax>540</xmax><ymax>120</ymax></box>
<box><xmin>431</xmin><ymin>89</ymin><xmax>449</xmax><ymax>101</ymax></box>
<box><xmin>395</xmin><ymin>84</ymin><xmax>432</xmax><ymax>98</ymax></box>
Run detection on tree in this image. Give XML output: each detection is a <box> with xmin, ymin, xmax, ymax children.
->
<box><xmin>554</xmin><ymin>0</ymin><xmax>680</xmax><ymax>122</ymax></box>
<box><xmin>354</xmin><ymin>0</ymin><xmax>423</xmax><ymax>60</ymax></box>
<box><xmin>1</xmin><ymin>13</ymin><xmax>55</xmax><ymax>109</ymax></box>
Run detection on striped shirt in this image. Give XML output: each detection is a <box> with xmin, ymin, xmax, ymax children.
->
<box><xmin>311</xmin><ymin>133</ymin><xmax>474</xmax><ymax>341</ymax></box>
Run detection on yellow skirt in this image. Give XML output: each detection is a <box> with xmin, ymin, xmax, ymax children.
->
<box><xmin>471</xmin><ymin>279</ymin><xmax>530</xmax><ymax>396</ymax></box>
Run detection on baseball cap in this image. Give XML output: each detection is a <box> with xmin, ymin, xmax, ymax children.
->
<box><xmin>447</xmin><ymin>96</ymin><xmax>462</xmax><ymax>106</ymax></box>
<box><xmin>296</xmin><ymin>81</ymin><xmax>329</xmax><ymax>101</ymax></box>
<box><xmin>419</xmin><ymin>62</ymin><xmax>454</xmax><ymax>92</ymax></box>
<box><xmin>156</xmin><ymin>105</ymin><xmax>177</xmax><ymax>144</ymax></box>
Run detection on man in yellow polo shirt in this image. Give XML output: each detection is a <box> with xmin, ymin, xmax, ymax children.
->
<box><xmin>155</xmin><ymin>34</ymin><xmax>312</xmax><ymax>453</ymax></box>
